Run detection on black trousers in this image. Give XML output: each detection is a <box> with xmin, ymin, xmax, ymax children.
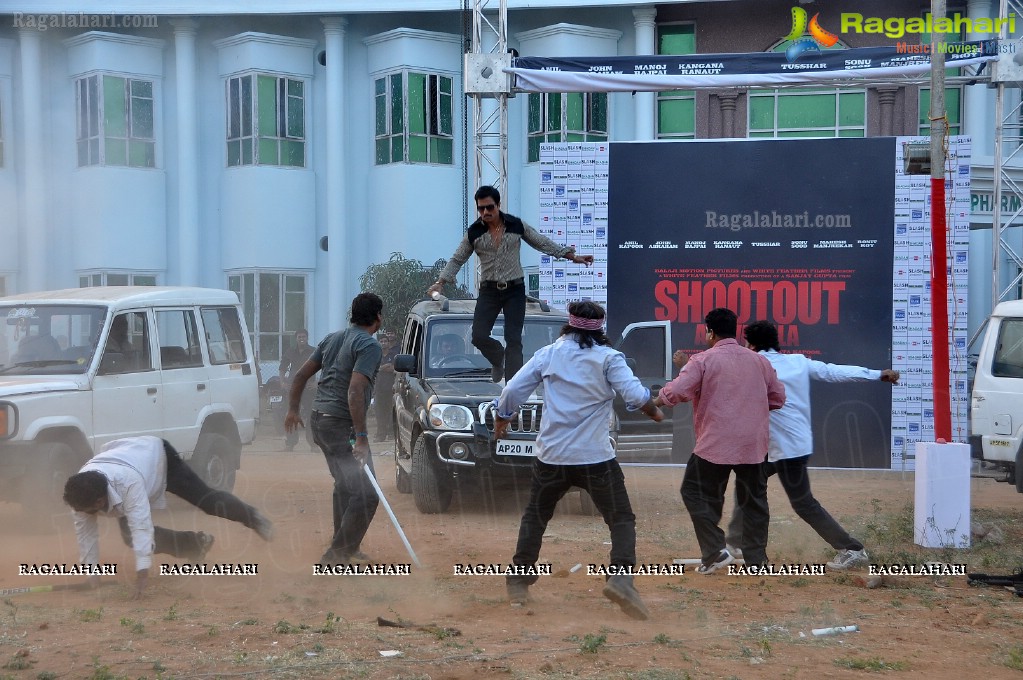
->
<box><xmin>311</xmin><ymin>411</ymin><xmax>379</xmax><ymax>558</ymax></box>
<box><xmin>510</xmin><ymin>458</ymin><xmax>636</xmax><ymax>586</ymax></box>
<box><xmin>472</xmin><ymin>282</ymin><xmax>526</xmax><ymax>380</ymax></box>
<box><xmin>118</xmin><ymin>441</ymin><xmax>260</xmax><ymax>559</ymax></box>
<box><xmin>681</xmin><ymin>454</ymin><xmax>770</xmax><ymax>566</ymax></box>
<box><xmin>725</xmin><ymin>455</ymin><xmax>863</xmax><ymax>552</ymax></box>
<box><xmin>284</xmin><ymin>386</ymin><xmax>316</xmax><ymax>448</ymax></box>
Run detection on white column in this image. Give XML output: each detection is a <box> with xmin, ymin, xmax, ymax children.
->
<box><xmin>965</xmin><ymin>0</ymin><xmax>992</xmax><ymax>152</ymax></box>
<box><xmin>322</xmin><ymin>17</ymin><xmax>347</xmax><ymax>330</ymax></box>
<box><xmin>18</xmin><ymin>30</ymin><xmax>46</xmax><ymax>292</ymax></box>
<box><xmin>172</xmin><ymin>19</ymin><xmax>200</xmax><ymax>286</ymax></box>
<box><xmin>633</xmin><ymin>7</ymin><xmax>657</xmax><ymax>141</ymax></box>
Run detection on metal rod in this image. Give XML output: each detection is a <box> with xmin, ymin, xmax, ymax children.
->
<box><xmin>363</xmin><ymin>463</ymin><xmax>421</xmax><ymax>567</ymax></box>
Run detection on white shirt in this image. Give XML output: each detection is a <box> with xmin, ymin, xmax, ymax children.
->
<box><xmin>497</xmin><ymin>336</ymin><xmax>650</xmax><ymax>465</ymax></box>
<box><xmin>761</xmin><ymin>350</ymin><xmax>881</xmax><ymax>462</ymax></box>
<box><xmin>72</xmin><ymin>436</ymin><xmax>168</xmax><ymax>571</ymax></box>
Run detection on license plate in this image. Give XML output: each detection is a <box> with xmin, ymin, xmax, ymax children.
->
<box><xmin>496</xmin><ymin>440</ymin><xmax>535</xmax><ymax>457</ymax></box>
<box><xmin>270</xmin><ymin>396</ymin><xmax>283</xmax><ymax>403</ymax></box>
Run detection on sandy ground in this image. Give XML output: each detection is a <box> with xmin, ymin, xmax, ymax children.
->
<box><xmin>0</xmin><ymin>432</ymin><xmax>1022</xmax><ymax>680</ymax></box>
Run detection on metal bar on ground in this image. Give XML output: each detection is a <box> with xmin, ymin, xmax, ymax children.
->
<box><xmin>363</xmin><ymin>463</ymin><xmax>421</xmax><ymax>568</ymax></box>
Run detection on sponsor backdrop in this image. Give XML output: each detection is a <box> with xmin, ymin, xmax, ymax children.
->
<box><xmin>538</xmin><ymin>138</ymin><xmax>969</xmax><ymax>470</ymax></box>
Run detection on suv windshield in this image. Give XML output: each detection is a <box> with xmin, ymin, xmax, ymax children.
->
<box><xmin>424</xmin><ymin>318</ymin><xmax>565</xmax><ymax>378</ymax></box>
<box><xmin>0</xmin><ymin>304</ymin><xmax>106</xmax><ymax>375</ymax></box>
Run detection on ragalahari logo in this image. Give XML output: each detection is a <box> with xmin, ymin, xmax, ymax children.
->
<box><xmin>783</xmin><ymin>6</ymin><xmax>839</xmax><ymax>61</ymax></box>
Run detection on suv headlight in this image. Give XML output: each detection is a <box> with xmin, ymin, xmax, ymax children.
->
<box><xmin>429</xmin><ymin>404</ymin><xmax>474</xmax><ymax>431</ymax></box>
<box><xmin>0</xmin><ymin>402</ymin><xmax>17</xmax><ymax>439</ymax></box>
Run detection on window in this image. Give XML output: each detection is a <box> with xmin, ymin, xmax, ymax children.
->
<box><xmin>657</xmin><ymin>23</ymin><xmax>696</xmax><ymax>140</ymax></box>
<box><xmin>226</xmin><ymin>74</ymin><xmax>305</xmax><ymax>167</ymax></box>
<box><xmin>201</xmin><ymin>306</ymin><xmax>248</xmax><ymax>364</ymax></box>
<box><xmin>375</xmin><ymin>71</ymin><xmax>453</xmax><ymax>164</ymax></box>
<box><xmin>919</xmin><ymin>87</ymin><xmax>962</xmax><ymax>135</ymax></box>
<box><xmin>100</xmin><ymin>311</ymin><xmax>153</xmax><ymax>374</ymax></box>
<box><xmin>156</xmin><ymin>310</ymin><xmax>203</xmax><ymax>369</ymax></box>
<box><xmin>0</xmin><ymin>100</ymin><xmax>4</xmax><ymax>167</ymax></box>
<box><xmin>748</xmin><ymin>90</ymin><xmax>866</xmax><ymax>138</ymax></box>
<box><xmin>79</xmin><ymin>272</ymin><xmax>158</xmax><ymax>287</ymax></box>
<box><xmin>228</xmin><ymin>272</ymin><xmax>307</xmax><ymax>363</ymax></box>
<box><xmin>75</xmin><ymin>75</ymin><xmax>155</xmax><ymax>168</ymax></box>
<box><xmin>527</xmin><ymin>92</ymin><xmax>607</xmax><ymax>163</ymax></box>
<box><xmin>993</xmin><ymin>319</ymin><xmax>1023</xmax><ymax>378</ymax></box>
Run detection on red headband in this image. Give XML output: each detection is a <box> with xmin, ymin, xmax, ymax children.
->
<box><xmin>568</xmin><ymin>314</ymin><xmax>605</xmax><ymax>331</ymax></box>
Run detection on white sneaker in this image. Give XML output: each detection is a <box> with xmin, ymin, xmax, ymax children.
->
<box><xmin>696</xmin><ymin>549</ymin><xmax>735</xmax><ymax>575</ymax></box>
<box><xmin>725</xmin><ymin>544</ymin><xmax>744</xmax><ymax>559</ymax></box>
<box><xmin>827</xmin><ymin>548</ymin><xmax>869</xmax><ymax>571</ymax></box>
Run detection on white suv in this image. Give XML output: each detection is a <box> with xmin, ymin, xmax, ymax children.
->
<box><xmin>0</xmin><ymin>287</ymin><xmax>259</xmax><ymax>518</ymax></box>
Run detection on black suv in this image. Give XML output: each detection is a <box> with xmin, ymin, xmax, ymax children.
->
<box><xmin>390</xmin><ymin>297</ymin><xmax>679</xmax><ymax>513</ymax></box>
<box><xmin>391</xmin><ymin>297</ymin><xmax>573</xmax><ymax>513</ymax></box>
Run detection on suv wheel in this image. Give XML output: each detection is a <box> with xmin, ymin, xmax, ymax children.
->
<box><xmin>190</xmin><ymin>433</ymin><xmax>238</xmax><ymax>492</ymax></box>
<box><xmin>411</xmin><ymin>436</ymin><xmax>452</xmax><ymax>513</ymax></box>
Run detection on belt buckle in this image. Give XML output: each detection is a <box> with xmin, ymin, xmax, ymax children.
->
<box><xmin>496</xmin><ymin>281</ymin><xmax>509</xmax><ymax>290</ymax></box>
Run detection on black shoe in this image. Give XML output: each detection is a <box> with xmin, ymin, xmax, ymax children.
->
<box><xmin>492</xmin><ymin>358</ymin><xmax>504</xmax><ymax>383</ymax></box>
<box><xmin>251</xmin><ymin>510</ymin><xmax>275</xmax><ymax>542</ymax></box>
<box><xmin>602</xmin><ymin>574</ymin><xmax>650</xmax><ymax>620</ymax></box>
<box><xmin>506</xmin><ymin>580</ymin><xmax>530</xmax><ymax>605</ymax></box>
<box><xmin>194</xmin><ymin>532</ymin><xmax>215</xmax><ymax>562</ymax></box>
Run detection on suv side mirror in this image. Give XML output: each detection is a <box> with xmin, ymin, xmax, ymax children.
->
<box><xmin>394</xmin><ymin>353</ymin><xmax>417</xmax><ymax>375</ymax></box>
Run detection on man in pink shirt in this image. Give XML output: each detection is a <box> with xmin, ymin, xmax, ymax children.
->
<box><xmin>655</xmin><ymin>308</ymin><xmax>785</xmax><ymax>572</ymax></box>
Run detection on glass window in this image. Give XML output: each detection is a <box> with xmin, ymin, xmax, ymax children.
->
<box><xmin>76</xmin><ymin>74</ymin><xmax>155</xmax><ymax>168</ymax></box>
<box><xmin>78</xmin><ymin>272</ymin><xmax>159</xmax><ymax>287</ymax></box>
<box><xmin>156</xmin><ymin>309</ymin><xmax>203</xmax><ymax>369</ymax></box>
<box><xmin>657</xmin><ymin>23</ymin><xmax>696</xmax><ymax>140</ymax></box>
<box><xmin>202</xmin><ymin>306</ymin><xmax>248</xmax><ymax>364</ymax></box>
<box><xmin>226</xmin><ymin>74</ymin><xmax>305</xmax><ymax>167</ymax></box>
<box><xmin>919</xmin><ymin>87</ymin><xmax>962</xmax><ymax>135</ymax></box>
<box><xmin>527</xmin><ymin>92</ymin><xmax>608</xmax><ymax>163</ymax></box>
<box><xmin>993</xmin><ymin>319</ymin><xmax>1023</xmax><ymax>378</ymax></box>
<box><xmin>228</xmin><ymin>271</ymin><xmax>307</xmax><ymax>364</ymax></box>
<box><xmin>100</xmin><ymin>311</ymin><xmax>153</xmax><ymax>374</ymax></box>
<box><xmin>0</xmin><ymin>99</ymin><xmax>4</xmax><ymax>167</ymax></box>
<box><xmin>0</xmin><ymin>304</ymin><xmax>105</xmax><ymax>374</ymax></box>
<box><xmin>375</xmin><ymin>71</ymin><xmax>453</xmax><ymax>165</ymax></box>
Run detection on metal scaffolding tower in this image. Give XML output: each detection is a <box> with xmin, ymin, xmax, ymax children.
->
<box><xmin>992</xmin><ymin>0</ymin><xmax>1023</xmax><ymax>308</ymax></box>
<box><xmin>464</xmin><ymin>0</ymin><xmax>510</xmax><ymax>197</ymax></box>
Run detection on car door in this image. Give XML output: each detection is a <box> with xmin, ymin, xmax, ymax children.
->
<box><xmin>199</xmin><ymin>305</ymin><xmax>259</xmax><ymax>446</ymax></box>
<box><xmin>155</xmin><ymin>307</ymin><xmax>211</xmax><ymax>453</ymax></box>
<box><xmin>92</xmin><ymin>309</ymin><xmax>164</xmax><ymax>449</ymax></box>
<box><xmin>612</xmin><ymin>321</ymin><xmax>691</xmax><ymax>463</ymax></box>
<box><xmin>395</xmin><ymin>317</ymin><xmax>423</xmax><ymax>450</ymax></box>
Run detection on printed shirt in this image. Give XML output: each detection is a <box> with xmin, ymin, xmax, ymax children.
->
<box><xmin>438</xmin><ymin>213</ymin><xmax>574</xmax><ymax>284</ymax></box>
<box><xmin>72</xmin><ymin>436</ymin><xmax>169</xmax><ymax>571</ymax></box>
<box><xmin>311</xmin><ymin>326</ymin><xmax>383</xmax><ymax>420</ymax></box>
<box><xmin>760</xmin><ymin>349</ymin><xmax>881</xmax><ymax>462</ymax></box>
<box><xmin>497</xmin><ymin>336</ymin><xmax>650</xmax><ymax>465</ymax></box>
<box><xmin>658</xmin><ymin>338</ymin><xmax>786</xmax><ymax>465</ymax></box>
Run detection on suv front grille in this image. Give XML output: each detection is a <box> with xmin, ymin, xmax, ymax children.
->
<box><xmin>479</xmin><ymin>402</ymin><xmax>542</xmax><ymax>434</ymax></box>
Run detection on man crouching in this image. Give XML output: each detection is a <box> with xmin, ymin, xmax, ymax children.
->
<box><xmin>63</xmin><ymin>436</ymin><xmax>273</xmax><ymax>598</ymax></box>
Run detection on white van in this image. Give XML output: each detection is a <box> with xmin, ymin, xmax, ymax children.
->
<box><xmin>971</xmin><ymin>299</ymin><xmax>1023</xmax><ymax>492</ymax></box>
<box><xmin>0</xmin><ymin>287</ymin><xmax>259</xmax><ymax>517</ymax></box>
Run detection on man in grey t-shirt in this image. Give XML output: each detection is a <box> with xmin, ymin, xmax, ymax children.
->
<box><xmin>286</xmin><ymin>293</ymin><xmax>384</xmax><ymax>565</ymax></box>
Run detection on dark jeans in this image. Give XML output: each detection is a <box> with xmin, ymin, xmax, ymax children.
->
<box><xmin>311</xmin><ymin>411</ymin><xmax>379</xmax><ymax>558</ymax></box>
<box><xmin>472</xmin><ymin>282</ymin><xmax>526</xmax><ymax>380</ymax></box>
<box><xmin>118</xmin><ymin>441</ymin><xmax>261</xmax><ymax>559</ymax></box>
<box><xmin>681</xmin><ymin>454</ymin><xmax>769</xmax><ymax>566</ymax></box>
<box><xmin>510</xmin><ymin>458</ymin><xmax>636</xmax><ymax>586</ymax></box>
<box><xmin>725</xmin><ymin>455</ymin><xmax>863</xmax><ymax>552</ymax></box>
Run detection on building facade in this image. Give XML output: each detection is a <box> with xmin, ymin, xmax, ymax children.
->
<box><xmin>0</xmin><ymin>0</ymin><xmax>1017</xmax><ymax>377</ymax></box>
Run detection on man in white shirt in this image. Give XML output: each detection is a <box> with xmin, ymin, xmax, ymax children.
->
<box><xmin>724</xmin><ymin>320</ymin><xmax>899</xmax><ymax>571</ymax></box>
<box><xmin>63</xmin><ymin>436</ymin><xmax>273</xmax><ymax>598</ymax></box>
<box><xmin>495</xmin><ymin>301</ymin><xmax>663</xmax><ymax>619</ymax></box>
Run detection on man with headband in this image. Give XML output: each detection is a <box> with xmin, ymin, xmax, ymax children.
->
<box><xmin>495</xmin><ymin>301</ymin><xmax>663</xmax><ymax>619</ymax></box>
<box><xmin>428</xmin><ymin>185</ymin><xmax>593</xmax><ymax>383</ymax></box>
